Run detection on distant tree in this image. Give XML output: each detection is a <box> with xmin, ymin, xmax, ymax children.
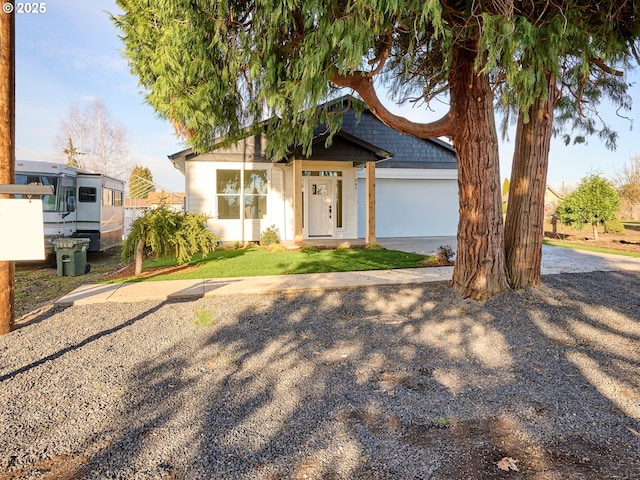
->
<box><xmin>556</xmin><ymin>174</ymin><xmax>620</xmax><ymax>240</ymax></box>
<box><xmin>129</xmin><ymin>165</ymin><xmax>155</xmax><ymax>199</ymax></box>
<box><xmin>122</xmin><ymin>203</ymin><xmax>218</xmax><ymax>276</ymax></box>
<box><xmin>55</xmin><ymin>98</ymin><xmax>129</xmax><ymax>178</ymax></box>
<box><xmin>62</xmin><ymin>137</ymin><xmax>83</xmax><ymax>168</ymax></box>
<box><xmin>502</xmin><ymin>178</ymin><xmax>510</xmax><ymax>198</ymax></box>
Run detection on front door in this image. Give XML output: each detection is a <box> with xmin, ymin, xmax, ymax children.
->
<box><xmin>308</xmin><ymin>180</ymin><xmax>333</xmax><ymax>236</ymax></box>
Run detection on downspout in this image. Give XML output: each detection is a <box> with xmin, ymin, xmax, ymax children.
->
<box><xmin>241</xmin><ymin>139</ymin><xmax>246</xmax><ymax>246</ymax></box>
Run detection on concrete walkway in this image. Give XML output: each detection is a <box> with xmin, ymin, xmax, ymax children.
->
<box><xmin>54</xmin><ymin>238</ymin><xmax>640</xmax><ymax>306</ymax></box>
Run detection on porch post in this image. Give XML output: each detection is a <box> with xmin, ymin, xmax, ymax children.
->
<box><xmin>293</xmin><ymin>159</ymin><xmax>304</xmax><ymax>244</ymax></box>
<box><xmin>366</xmin><ymin>161</ymin><xmax>376</xmax><ymax>245</ymax></box>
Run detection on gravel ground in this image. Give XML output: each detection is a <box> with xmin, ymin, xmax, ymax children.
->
<box><xmin>1</xmin><ymin>271</ymin><xmax>639</xmax><ymax>479</ymax></box>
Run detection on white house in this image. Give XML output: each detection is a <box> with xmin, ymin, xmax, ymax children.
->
<box><xmin>168</xmin><ymin>100</ymin><xmax>459</xmax><ymax>244</ymax></box>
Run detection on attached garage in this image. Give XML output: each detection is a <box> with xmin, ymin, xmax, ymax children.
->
<box><xmin>357</xmin><ymin>168</ymin><xmax>459</xmax><ymax>238</ymax></box>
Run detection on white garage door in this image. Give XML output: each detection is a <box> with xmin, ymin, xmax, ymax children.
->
<box><xmin>357</xmin><ymin>178</ymin><xmax>459</xmax><ymax>237</ymax></box>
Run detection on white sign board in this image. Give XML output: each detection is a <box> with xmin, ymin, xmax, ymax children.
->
<box><xmin>0</xmin><ymin>199</ymin><xmax>45</xmax><ymax>261</ymax></box>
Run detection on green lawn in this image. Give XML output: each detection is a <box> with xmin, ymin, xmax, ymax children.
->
<box><xmin>131</xmin><ymin>247</ymin><xmax>437</xmax><ymax>281</ymax></box>
<box><xmin>542</xmin><ymin>239</ymin><xmax>640</xmax><ymax>258</ymax></box>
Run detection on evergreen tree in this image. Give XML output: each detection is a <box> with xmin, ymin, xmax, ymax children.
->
<box><xmin>556</xmin><ymin>174</ymin><xmax>620</xmax><ymax>241</ymax></box>
<box><xmin>113</xmin><ymin>0</ymin><xmax>639</xmax><ymax>298</ymax></box>
<box><xmin>122</xmin><ymin>204</ymin><xmax>217</xmax><ymax>276</ymax></box>
<box><xmin>129</xmin><ymin>165</ymin><xmax>155</xmax><ymax>199</ymax></box>
<box><xmin>486</xmin><ymin>3</ymin><xmax>638</xmax><ymax>288</ymax></box>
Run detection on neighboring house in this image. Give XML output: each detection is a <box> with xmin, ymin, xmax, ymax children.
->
<box><xmin>544</xmin><ymin>186</ymin><xmax>564</xmax><ymax>213</ymax></box>
<box><xmin>503</xmin><ymin>185</ymin><xmax>565</xmax><ymax>220</ymax></box>
<box><xmin>168</xmin><ymin>99</ymin><xmax>459</xmax><ymax>244</ymax></box>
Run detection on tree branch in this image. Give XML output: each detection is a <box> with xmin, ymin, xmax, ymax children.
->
<box><xmin>367</xmin><ymin>34</ymin><xmax>392</xmax><ymax>77</ymax></box>
<box><xmin>330</xmin><ymin>70</ymin><xmax>454</xmax><ymax>139</ymax></box>
<box><xmin>589</xmin><ymin>57</ymin><xmax>624</xmax><ymax>76</ymax></box>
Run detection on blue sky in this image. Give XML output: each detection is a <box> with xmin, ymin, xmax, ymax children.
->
<box><xmin>15</xmin><ymin>1</ymin><xmax>639</xmax><ymax>193</ymax></box>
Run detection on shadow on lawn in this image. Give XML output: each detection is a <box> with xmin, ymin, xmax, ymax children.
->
<box><xmin>5</xmin><ymin>272</ymin><xmax>640</xmax><ymax>479</ymax></box>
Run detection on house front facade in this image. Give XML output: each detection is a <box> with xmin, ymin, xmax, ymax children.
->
<box><xmin>168</xmin><ymin>104</ymin><xmax>459</xmax><ymax>244</ymax></box>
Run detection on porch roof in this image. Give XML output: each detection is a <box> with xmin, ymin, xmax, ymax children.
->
<box><xmin>286</xmin><ymin>130</ymin><xmax>392</xmax><ymax>166</ymax></box>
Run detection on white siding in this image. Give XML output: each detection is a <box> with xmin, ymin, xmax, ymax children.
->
<box><xmin>186</xmin><ymin>160</ymin><xmax>273</xmax><ymax>243</ymax></box>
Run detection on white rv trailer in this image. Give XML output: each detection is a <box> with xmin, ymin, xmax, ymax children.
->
<box><xmin>14</xmin><ymin>160</ymin><xmax>125</xmax><ymax>254</ymax></box>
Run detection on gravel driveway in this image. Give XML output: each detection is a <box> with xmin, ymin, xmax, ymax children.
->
<box><xmin>1</xmin><ymin>271</ymin><xmax>639</xmax><ymax>479</ymax></box>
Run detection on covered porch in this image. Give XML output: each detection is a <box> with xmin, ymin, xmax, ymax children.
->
<box><xmin>286</xmin><ymin>130</ymin><xmax>391</xmax><ymax>246</ymax></box>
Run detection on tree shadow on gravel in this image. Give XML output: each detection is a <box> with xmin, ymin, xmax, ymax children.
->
<box><xmin>2</xmin><ymin>273</ymin><xmax>639</xmax><ymax>479</ymax></box>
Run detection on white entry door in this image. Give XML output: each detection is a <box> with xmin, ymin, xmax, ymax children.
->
<box><xmin>308</xmin><ymin>180</ymin><xmax>333</xmax><ymax>236</ymax></box>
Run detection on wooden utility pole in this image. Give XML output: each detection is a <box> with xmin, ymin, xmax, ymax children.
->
<box><xmin>0</xmin><ymin>3</ymin><xmax>16</xmax><ymax>334</ymax></box>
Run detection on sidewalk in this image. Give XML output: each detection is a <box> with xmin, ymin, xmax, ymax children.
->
<box><xmin>54</xmin><ymin>266</ymin><xmax>454</xmax><ymax>306</ymax></box>
<box><xmin>54</xmin><ymin>243</ymin><xmax>640</xmax><ymax>307</ymax></box>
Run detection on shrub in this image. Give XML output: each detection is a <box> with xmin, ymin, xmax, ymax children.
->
<box><xmin>436</xmin><ymin>245</ymin><xmax>455</xmax><ymax>265</ymax></box>
<box><xmin>260</xmin><ymin>225</ymin><xmax>280</xmax><ymax>246</ymax></box>
<box><xmin>604</xmin><ymin>219</ymin><xmax>625</xmax><ymax>234</ymax></box>
<box><xmin>364</xmin><ymin>243</ymin><xmax>384</xmax><ymax>250</ymax></box>
<box><xmin>122</xmin><ymin>203</ymin><xmax>217</xmax><ymax>276</ymax></box>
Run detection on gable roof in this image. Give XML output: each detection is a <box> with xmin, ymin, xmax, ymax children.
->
<box><xmin>168</xmin><ymin>95</ymin><xmax>456</xmax><ymax>173</ymax></box>
<box><xmin>289</xmin><ymin>130</ymin><xmax>392</xmax><ymax>165</ymax></box>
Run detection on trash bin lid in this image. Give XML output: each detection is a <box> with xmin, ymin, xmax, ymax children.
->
<box><xmin>53</xmin><ymin>238</ymin><xmax>91</xmax><ymax>249</ymax></box>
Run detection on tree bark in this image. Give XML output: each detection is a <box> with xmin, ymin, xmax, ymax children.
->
<box><xmin>592</xmin><ymin>223</ymin><xmax>599</xmax><ymax>241</ymax></box>
<box><xmin>135</xmin><ymin>238</ymin><xmax>145</xmax><ymax>276</ymax></box>
<box><xmin>332</xmin><ymin>38</ymin><xmax>509</xmax><ymax>299</ymax></box>
<box><xmin>0</xmin><ymin>6</ymin><xmax>15</xmax><ymax>335</ymax></box>
<box><xmin>504</xmin><ymin>75</ymin><xmax>556</xmax><ymax>289</ymax></box>
<box><xmin>448</xmin><ymin>41</ymin><xmax>509</xmax><ymax>299</ymax></box>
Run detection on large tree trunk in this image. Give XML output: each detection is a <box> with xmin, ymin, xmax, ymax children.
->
<box><xmin>331</xmin><ymin>37</ymin><xmax>509</xmax><ymax>300</ymax></box>
<box><xmin>0</xmin><ymin>7</ymin><xmax>15</xmax><ymax>335</ymax></box>
<box><xmin>504</xmin><ymin>75</ymin><xmax>555</xmax><ymax>289</ymax></box>
<box><xmin>449</xmin><ymin>41</ymin><xmax>509</xmax><ymax>299</ymax></box>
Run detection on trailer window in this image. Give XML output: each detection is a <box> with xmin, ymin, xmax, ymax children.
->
<box><xmin>14</xmin><ymin>174</ymin><xmax>58</xmax><ymax>211</ymax></box>
<box><xmin>79</xmin><ymin>187</ymin><xmax>97</xmax><ymax>202</ymax></box>
<box><xmin>102</xmin><ymin>188</ymin><xmax>123</xmax><ymax>206</ymax></box>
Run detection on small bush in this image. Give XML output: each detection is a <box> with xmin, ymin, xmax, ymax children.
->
<box><xmin>436</xmin><ymin>245</ymin><xmax>455</xmax><ymax>265</ymax></box>
<box><xmin>604</xmin><ymin>219</ymin><xmax>625</xmax><ymax>234</ymax></box>
<box><xmin>260</xmin><ymin>225</ymin><xmax>280</xmax><ymax>246</ymax></box>
<box><xmin>364</xmin><ymin>243</ymin><xmax>384</xmax><ymax>250</ymax></box>
<box><xmin>336</xmin><ymin>242</ymin><xmax>351</xmax><ymax>250</ymax></box>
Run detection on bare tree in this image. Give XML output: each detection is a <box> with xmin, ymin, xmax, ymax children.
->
<box><xmin>55</xmin><ymin>98</ymin><xmax>130</xmax><ymax>178</ymax></box>
<box><xmin>614</xmin><ymin>155</ymin><xmax>640</xmax><ymax>219</ymax></box>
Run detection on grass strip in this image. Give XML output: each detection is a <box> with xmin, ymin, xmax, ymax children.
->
<box><xmin>117</xmin><ymin>247</ymin><xmax>435</xmax><ymax>282</ymax></box>
<box><xmin>543</xmin><ymin>239</ymin><xmax>640</xmax><ymax>258</ymax></box>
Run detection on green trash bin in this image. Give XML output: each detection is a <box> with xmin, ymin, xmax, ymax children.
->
<box><xmin>53</xmin><ymin>238</ymin><xmax>91</xmax><ymax>276</ymax></box>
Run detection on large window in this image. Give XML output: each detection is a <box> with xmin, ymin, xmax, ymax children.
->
<box><xmin>244</xmin><ymin>170</ymin><xmax>268</xmax><ymax>219</ymax></box>
<box><xmin>217</xmin><ymin>169</ymin><xmax>268</xmax><ymax>220</ymax></box>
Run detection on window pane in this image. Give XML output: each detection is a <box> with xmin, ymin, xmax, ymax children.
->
<box><xmin>217</xmin><ymin>170</ymin><xmax>240</xmax><ymax>194</ymax></box>
<box><xmin>244</xmin><ymin>194</ymin><xmax>267</xmax><ymax>219</ymax></box>
<box><xmin>218</xmin><ymin>195</ymin><xmax>240</xmax><ymax>219</ymax></box>
<box><xmin>244</xmin><ymin>170</ymin><xmax>268</xmax><ymax>194</ymax></box>
<box><xmin>79</xmin><ymin>187</ymin><xmax>97</xmax><ymax>202</ymax></box>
